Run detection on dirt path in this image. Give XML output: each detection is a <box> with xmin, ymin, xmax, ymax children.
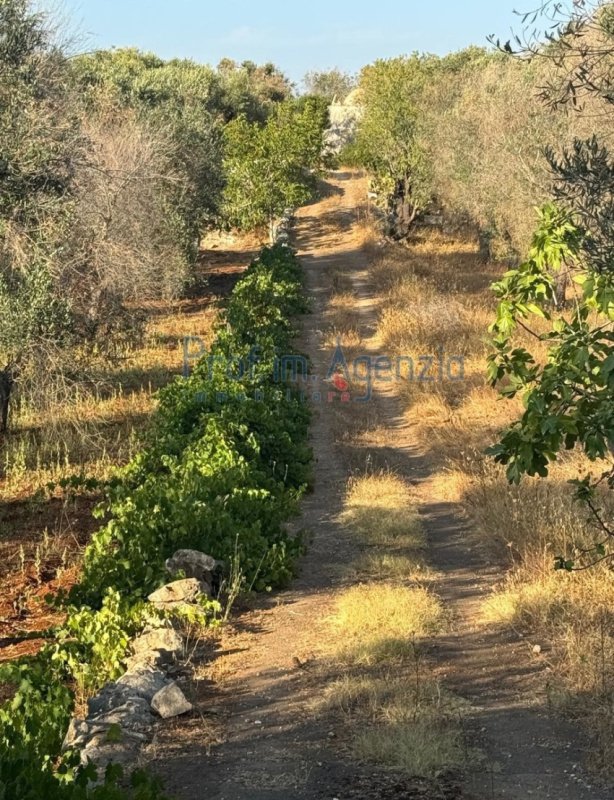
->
<box><xmin>148</xmin><ymin>173</ymin><xmax>609</xmax><ymax>800</ymax></box>
<box><xmin>146</xmin><ymin>174</ymin><xmax>418</xmax><ymax>800</ymax></box>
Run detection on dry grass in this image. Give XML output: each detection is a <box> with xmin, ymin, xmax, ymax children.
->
<box><xmin>365</xmin><ymin>226</ymin><xmax>556</xmax><ymax>464</ymax></box>
<box><xmin>331</xmin><ymin>583</ymin><xmax>446</xmax><ymax>665</ymax></box>
<box><xmin>324</xmin><ymin>573</ymin><xmax>462</xmax><ymax>776</ymax></box>
<box><xmin>322</xmin><ymin>672</ymin><xmax>467</xmax><ymax>777</ymax></box>
<box><xmin>366</xmin><ymin>229</ymin><xmax>509</xmax><ymax>465</ymax></box>
<box><xmin>2</xmin><ymin>302</ymin><xmax>219</xmax><ymax>496</ymax></box>
<box><xmin>324</xmin><ymin>580</ymin><xmax>462</xmax><ymax>777</ymax></box>
<box><xmin>323</xmin><ymin>289</ymin><xmax>364</xmax><ymax>350</ymax></box>
<box><xmin>363</xmin><ymin>217</ymin><xmax>614</xmax><ymax>777</ymax></box>
<box><xmin>341</xmin><ymin>472</ymin><xmax>432</xmax><ymax>581</ymax></box>
<box><xmin>342</xmin><ymin>473</ymin><xmax>424</xmax><ymax>547</ymax></box>
<box><xmin>350</xmin><ymin>552</ymin><xmax>432</xmax><ymax>581</ymax></box>
<box><xmin>353</xmin><ymin>721</ymin><xmax>465</xmax><ymax>776</ymax></box>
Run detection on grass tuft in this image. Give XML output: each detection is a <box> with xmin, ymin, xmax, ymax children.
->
<box><xmin>332</xmin><ymin>583</ymin><xmax>445</xmax><ymax>665</ymax></box>
<box><xmin>342</xmin><ymin>473</ymin><xmax>425</xmax><ymax>549</ymax></box>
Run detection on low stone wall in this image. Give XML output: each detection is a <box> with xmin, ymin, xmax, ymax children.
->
<box><xmin>64</xmin><ymin>552</ymin><xmax>223</xmax><ymax>779</ymax></box>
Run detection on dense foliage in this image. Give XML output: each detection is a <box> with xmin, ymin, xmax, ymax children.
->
<box><xmin>0</xmin><ymin>0</ymin><xmax>313</xmax><ymax>432</ymax></box>
<box><xmin>222</xmin><ymin>98</ymin><xmax>329</xmax><ymax>239</ymax></box>
<box><xmin>0</xmin><ymin>242</ymin><xmax>311</xmax><ymax>795</ymax></box>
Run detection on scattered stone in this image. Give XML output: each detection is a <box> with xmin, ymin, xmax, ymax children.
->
<box><xmin>130</xmin><ymin>628</ymin><xmax>184</xmax><ymax>667</ymax></box>
<box><xmin>148</xmin><ymin>578</ymin><xmax>207</xmax><ymax>608</ymax></box>
<box><xmin>533</xmin><ymin>644</ymin><xmax>542</xmax><ymax>655</ymax></box>
<box><xmin>116</xmin><ymin>667</ymin><xmax>170</xmax><ymax>703</ymax></box>
<box><xmin>151</xmin><ymin>682</ymin><xmax>193</xmax><ymax>719</ymax></box>
<box><xmin>165</xmin><ymin>550</ymin><xmax>223</xmax><ymax>588</ymax></box>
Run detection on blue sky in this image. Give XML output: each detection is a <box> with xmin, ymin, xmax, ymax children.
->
<box><xmin>62</xmin><ymin>1</ymin><xmax>523</xmax><ymax>84</ymax></box>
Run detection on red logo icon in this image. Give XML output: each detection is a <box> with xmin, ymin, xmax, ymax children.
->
<box><xmin>332</xmin><ymin>373</ymin><xmax>350</xmax><ymax>392</ymax></box>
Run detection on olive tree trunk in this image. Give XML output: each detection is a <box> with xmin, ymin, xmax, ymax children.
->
<box><xmin>390</xmin><ymin>176</ymin><xmax>418</xmax><ymax>239</ymax></box>
<box><xmin>0</xmin><ymin>368</ymin><xmax>15</xmax><ymax>434</ymax></box>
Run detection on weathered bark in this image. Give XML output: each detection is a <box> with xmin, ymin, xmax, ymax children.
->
<box><xmin>390</xmin><ymin>176</ymin><xmax>418</xmax><ymax>239</ymax></box>
<box><xmin>554</xmin><ymin>269</ymin><xmax>569</xmax><ymax>309</ymax></box>
<box><xmin>0</xmin><ymin>367</ymin><xmax>14</xmax><ymax>434</ymax></box>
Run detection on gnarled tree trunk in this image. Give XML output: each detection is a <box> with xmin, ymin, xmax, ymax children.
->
<box><xmin>390</xmin><ymin>176</ymin><xmax>418</xmax><ymax>239</ymax></box>
<box><xmin>0</xmin><ymin>367</ymin><xmax>15</xmax><ymax>434</ymax></box>
<box><xmin>554</xmin><ymin>269</ymin><xmax>569</xmax><ymax>309</ymax></box>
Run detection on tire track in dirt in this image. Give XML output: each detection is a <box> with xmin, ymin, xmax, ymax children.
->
<box><xmin>324</xmin><ymin>174</ymin><xmax>610</xmax><ymax>800</ymax></box>
<box><xmin>145</xmin><ymin>174</ymin><xmax>465</xmax><ymax>800</ymax></box>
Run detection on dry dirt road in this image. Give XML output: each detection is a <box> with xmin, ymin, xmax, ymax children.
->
<box><xmin>147</xmin><ymin>172</ymin><xmax>609</xmax><ymax>800</ymax></box>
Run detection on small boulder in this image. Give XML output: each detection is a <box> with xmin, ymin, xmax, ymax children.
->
<box><xmin>130</xmin><ymin>628</ymin><xmax>184</xmax><ymax>667</ymax></box>
<box><xmin>151</xmin><ymin>682</ymin><xmax>193</xmax><ymax>719</ymax></box>
<box><xmin>116</xmin><ymin>667</ymin><xmax>169</xmax><ymax>703</ymax></box>
<box><xmin>164</xmin><ymin>550</ymin><xmax>223</xmax><ymax>588</ymax></box>
<box><xmin>148</xmin><ymin>578</ymin><xmax>207</xmax><ymax>609</ymax></box>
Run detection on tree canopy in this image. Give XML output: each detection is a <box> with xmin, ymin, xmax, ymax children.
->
<box><xmin>303</xmin><ymin>68</ymin><xmax>356</xmax><ymax>102</ymax></box>
<box><xmin>222</xmin><ymin>98</ymin><xmax>329</xmax><ymax>240</ymax></box>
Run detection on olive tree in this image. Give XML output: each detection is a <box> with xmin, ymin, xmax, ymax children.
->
<box><xmin>352</xmin><ymin>56</ymin><xmax>435</xmax><ymax>238</ymax></box>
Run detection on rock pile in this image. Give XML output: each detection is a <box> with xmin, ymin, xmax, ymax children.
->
<box><xmin>273</xmin><ymin>208</ymin><xmax>295</xmax><ymax>245</ymax></box>
<box><xmin>63</xmin><ymin>549</ymin><xmax>221</xmax><ymax>778</ymax></box>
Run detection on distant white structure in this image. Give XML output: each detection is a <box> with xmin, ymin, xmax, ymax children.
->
<box><xmin>324</xmin><ymin>88</ymin><xmax>362</xmax><ymax>156</ymax></box>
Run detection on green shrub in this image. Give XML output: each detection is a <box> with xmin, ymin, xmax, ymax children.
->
<box><xmin>76</xmin><ymin>244</ymin><xmax>311</xmax><ymax>604</ymax></box>
<box><xmin>0</xmin><ymin>243</ymin><xmax>312</xmax><ymax>795</ymax></box>
<box><xmin>0</xmin><ymin>760</ymin><xmax>169</xmax><ymax>800</ymax></box>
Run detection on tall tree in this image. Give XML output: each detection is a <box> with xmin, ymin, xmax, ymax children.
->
<box><xmin>352</xmin><ymin>56</ymin><xmax>435</xmax><ymax>238</ymax></box>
